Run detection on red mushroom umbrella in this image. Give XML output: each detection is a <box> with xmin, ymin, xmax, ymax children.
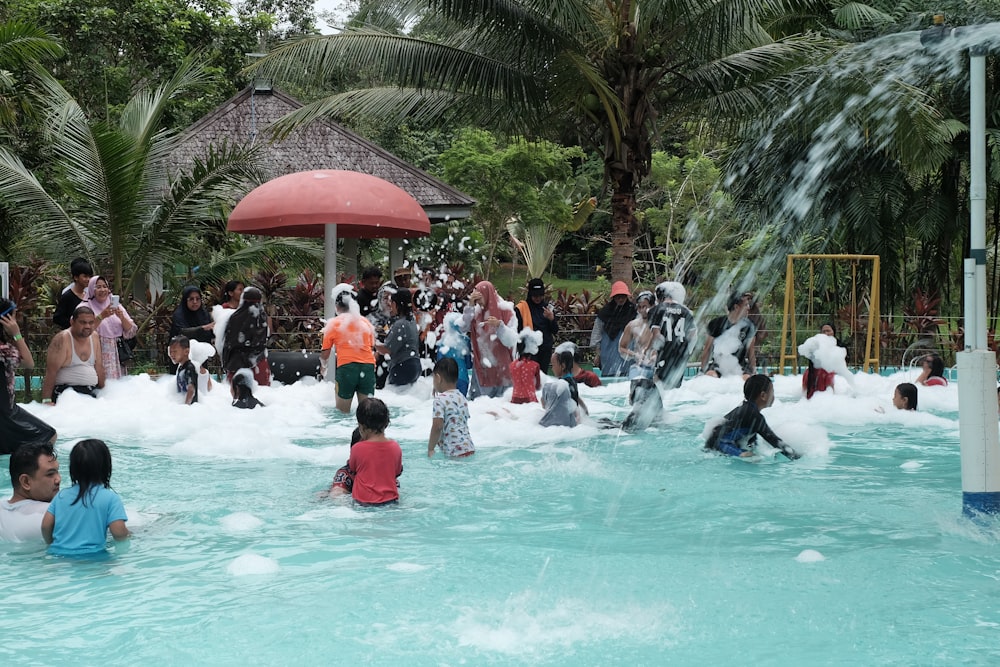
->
<box><xmin>228</xmin><ymin>170</ymin><xmax>430</xmax><ymax>317</ymax></box>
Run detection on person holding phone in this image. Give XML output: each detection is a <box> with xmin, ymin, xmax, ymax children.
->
<box><xmin>79</xmin><ymin>275</ymin><xmax>137</xmax><ymax>380</ymax></box>
<box><xmin>0</xmin><ymin>298</ymin><xmax>57</xmax><ymax>453</ymax></box>
<box><xmin>514</xmin><ymin>278</ymin><xmax>559</xmax><ymax>375</ymax></box>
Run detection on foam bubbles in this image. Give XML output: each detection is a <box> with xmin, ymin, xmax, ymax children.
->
<box><xmin>795</xmin><ymin>549</ymin><xmax>826</xmax><ymax>563</ymax></box>
<box><xmin>227</xmin><ymin>553</ymin><xmax>280</xmax><ymax>575</ymax></box>
<box><xmin>220</xmin><ymin>512</ymin><xmax>264</xmax><ymax>531</ymax></box>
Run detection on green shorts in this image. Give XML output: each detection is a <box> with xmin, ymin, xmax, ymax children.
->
<box><xmin>336</xmin><ymin>362</ymin><xmax>376</xmax><ymax>400</ymax></box>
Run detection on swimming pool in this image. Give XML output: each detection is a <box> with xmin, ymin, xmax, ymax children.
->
<box><xmin>1</xmin><ymin>370</ymin><xmax>997</xmax><ymax>665</ymax></box>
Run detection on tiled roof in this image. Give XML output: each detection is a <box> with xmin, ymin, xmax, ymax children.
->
<box><xmin>166</xmin><ymin>86</ymin><xmax>475</xmax><ymax>221</ymax></box>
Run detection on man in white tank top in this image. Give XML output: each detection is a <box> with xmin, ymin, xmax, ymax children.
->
<box><xmin>41</xmin><ymin>306</ymin><xmax>106</xmax><ymax>404</ymax></box>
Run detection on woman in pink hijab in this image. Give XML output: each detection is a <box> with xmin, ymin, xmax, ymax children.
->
<box><xmin>461</xmin><ymin>281</ymin><xmax>519</xmax><ymax>399</ymax></box>
<box><xmin>78</xmin><ymin>275</ymin><xmax>137</xmax><ymax>380</ymax></box>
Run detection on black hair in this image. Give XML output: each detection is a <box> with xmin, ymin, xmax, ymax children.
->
<box><xmin>9</xmin><ymin>442</ymin><xmax>56</xmax><ymax>489</ymax></box>
<box><xmin>70</xmin><ymin>257</ymin><xmax>94</xmax><ymax>278</ymax></box>
<box><xmin>68</xmin><ymin>439</ymin><xmax>113</xmax><ymax>507</ymax></box>
<box><xmin>433</xmin><ymin>356</ymin><xmax>459</xmax><ymax>383</ymax></box>
<box><xmin>169</xmin><ymin>335</ymin><xmax>190</xmax><ymax>348</ymax></box>
<box><xmin>727</xmin><ymin>291</ymin><xmax>746</xmax><ymax>311</ymax></box>
<box><xmin>356</xmin><ymin>397</ymin><xmax>390</xmax><ymax>433</ymax></box>
<box><xmin>515</xmin><ymin>339</ymin><xmax>535</xmax><ymax>361</ymax></box>
<box><xmin>361</xmin><ymin>266</ymin><xmax>383</xmax><ymax>281</ymax></box>
<box><xmin>335</xmin><ymin>288</ymin><xmax>357</xmax><ymax>312</ymax></box>
<box><xmin>392</xmin><ymin>288</ymin><xmax>413</xmax><ymax>319</ymax></box>
<box><xmin>896</xmin><ymin>382</ymin><xmax>918</xmax><ymax>410</ymax></box>
<box><xmin>821</xmin><ymin>321</ymin><xmax>838</xmax><ymax>337</ymax></box>
<box><xmin>350</xmin><ymin>427</ymin><xmax>363</xmax><ymax>446</ymax></box>
<box><xmin>924</xmin><ymin>353</ymin><xmax>945</xmax><ymax>378</ymax></box>
<box><xmin>232</xmin><ymin>372</ymin><xmax>263</xmax><ymax>409</ymax></box>
<box><xmin>71</xmin><ymin>306</ymin><xmax>95</xmax><ymax>320</ymax></box>
<box><xmin>241</xmin><ymin>286</ymin><xmax>263</xmax><ymax>303</ymax></box>
<box><xmin>222</xmin><ymin>280</ymin><xmax>244</xmax><ymax>302</ymax></box>
<box><xmin>743</xmin><ymin>374</ymin><xmax>773</xmax><ymax>402</ymax></box>
<box><xmin>553</xmin><ymin>350</ymin><xmax>581</xmax><ymax>405</ymax></box>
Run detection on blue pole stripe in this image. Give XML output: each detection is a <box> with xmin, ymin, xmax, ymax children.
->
<box><xmin>962</xmin><ymin>492</ymin><xmax>1000</xmax><ymax>516</ymax></box>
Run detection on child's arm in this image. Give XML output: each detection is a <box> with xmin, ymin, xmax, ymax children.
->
<box><xmin>185</xmin><ymin>383</ymin><xmax>196</xmax><ymax>405</ymax></box>
<box><xmin>428</xmin><ymin>417</ymin><xmax>444</xmax><ymax>457</ymax></box>
<box><xmin>109</xmin><ymin>520</ymin><xmax>130</xmax><ymax>541</ymax></box>
<box><xmin>41</xmin><ymin>512</ymin><xmax>54</xmax><ymax>544</ymax></box>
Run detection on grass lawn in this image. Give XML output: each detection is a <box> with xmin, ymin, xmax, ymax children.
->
<box><xmin>489</xmin><ymin>263</ymin><xmax>610</xmax><ymax>301</ymax></box>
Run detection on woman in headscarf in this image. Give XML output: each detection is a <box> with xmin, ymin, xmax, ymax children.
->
<box><xmin>169</xmin><ymin>286</ymin><xmax>214</xmax><ymax>344</ymax></box>
<box><xmin>79</xmin><ymin>275</ymin><xmax>137</xmax><ymax>380</ymax></box>
<box><xmin>460</xmin><ymin>281</ymin><xmax>518</xmax><ymax>399</ymax></box>
<box><xmin>590</xmin><ymin>281</ymin><xmax>636</xmax><ymax>377</ymax></box>
<box><xmin>222</xmin><ymin>286</ymin><xmax>271</xmax><ymax>387</ymax></box>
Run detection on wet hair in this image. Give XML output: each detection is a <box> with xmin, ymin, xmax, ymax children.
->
<box><xmin>553</xmin><ymin>350</ymin><xmax>581</xmax><ymax>406</ymax></box>
<box><xmin>727</xmin><ymin>291</ymin><xmax>747</xmax><ymax>311</ymax></box>
<box><xmin>222</xmin><ymin>280</ymin><xmax>244</xmax><ymax>303</ymax></box>
<box><xmin>71</xmin><ymin>306</ymin><xmax>95</xmax><ymax>320</ymax></box>
<box><xmin>392</xmin><ymin>288</ymin><xmax>413</xmax><ymax>319</ymax></box>
<box><xmin>924</xmin><ymin>354</ymin><xmax>945</xmax><ymax>378</ymax></box>
<box><xmin>743</xmin><ymin>374</ymin><xmax>773</xmax><ymax>402</ymax></box>
<box><xmin>68</xmin><ymin>439</ymin><xmax>113</xmax><ymax>507</ymax></box>
<box><xmin>361</xmin><ymin>266</ymin><xmax>383</xmax><ymax>281</ymax></box>
<box><xmin>335</xmin><ymin>288</ymin><xmax>357</xmax><ymax>312</ymax></box>
<box><xmin>232</xmin><ymin>371</ymin><xmax>263</xmax><ymax>409</ymax></box>
<box><xmin>356</xmin><ymin>397</ymin><xmax>390</xmax><ymax>433</ymax></box>
<box><xmin>169</xmin><ymin>335</ymin><xmax>190</xmax><ymax>349</ymax></box>
<box><xmin>9</xmin><ymin>442</ymin><xmax>56</xmax><ymax>489</ymax></box>
<box><xmin>636</xmin><ymin>291</ymin><xmax>654</xmax><ymax>307</ymax></box>
<box><xmin>241</xmin><ymin>286</ymin><xmax>263</xmax><ymax>303</ymax></box>
<box><xmin>515</xmin><ymin>339</ymin><xmax>535</xmax><ymax>361</ymax></box>
<box><xmin>896</xmin><ymin>382</ymin><xmax>918</xmax><ymax>410</ymax></box>
<box><xmin>70</xmin><ymin>257</ymin><xmax>94</xmax><ymax>278</ymax></box>
<box><xmin>433</xmin><ymin>356</ymin><xmax>459</xmax><ymax>384</ymax></box>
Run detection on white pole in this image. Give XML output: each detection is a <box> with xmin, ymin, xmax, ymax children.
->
<box><xmin>0</xmin><ymin>262</ymin><xmax>8</xmax><ymax>299</ymax></box>
<box><xmin>324</xmin><ymin>223</ymin><xmax>338</xmax><ymax>319</ymax></box>
<box><xmin>959</xmin><ymin>48</ymin><xmax>1000</xmax><ymax>516</ymax></box>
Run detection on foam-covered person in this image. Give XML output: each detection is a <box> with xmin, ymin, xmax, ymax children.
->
<box><xmin>555</xmin><ymin>341</ymin><xmax>601</xmax><ymax>387</ymax></box>
<box><xmin>188</xmin><ymin>340</ymin><xmax>215</xmax><ymax>397</ymax></box>
<box><xmin>541</xmin><ymin>349</ymin><xmax>586</xmax><ymax>427</ymax></box>
<box><xmin>700</xmin><ymin>291</ymin><xmax>757</xmax><ymax>379</ymax></box>
<box><xmin>915</xmin><ymin>353</ymin><xmax>948</xmax><ymax>387</ymax></box>
<box><xmin>376</xmin><ymin>288</ymin><xmax>422</xmax><ymax>388</ymax></box>
<box><xmin>320</xmin><ymin>285</ymin><xmax>377</xmax><ymax>414</ymax></box>
<box><xmin>231</xmin><ymin>369</ymin><xmax>264</xmax><ymax>409</ymax></box>
<box><xmin>79</xmin><ymin>275</ymin><xmax>137</xmax><ymax>380</ymax></box>
<box><xmin>435</xmin><ymin>312</ymin><xmax>472</xmax><ymax>396</ymax></box>
<box><xmin>514</xmin><ymin>278</ymin><xmax>559</xmax><ymax>375</ymax></box>
<box><xmin>645</xmin><ymin>281</ymin><xmax>696</xmax><ymax>389</ymax></box>
<box><xmin>703</xmin><ymin>374</ymin><xmax>800</xmax><ymax>459</ymax></box>
<box><xmin>590</xmin><ymin>281</ymin><xmax>635</xmax><ymax>377</ymax></box>
<box><xmin>0</xmin><ymin>300</ymin><xmax>56</xmax><ymax>451</ymax></box>
<box><xmin>0</xmin><ymin>442</ymin><xmax>61</xmax><ymax>542</ymax></box>
<box><xmin>52</xmin><ymin>257</ymin><xmax>93</xmax><ymax>330</ymax></box>
<box><xmin>799</xmin><ymin>322</ymin><xmax>851</xmax><ymax>399</ymax></box>
<box><xmin>169</xmin><ymin>286</ymin><xmax>214</xmax><ymax>345</ymax></box>
<box><xmin>462</xmin><ymin>281</ymin><xmax>518</xmax><ymax>399</ymax></box>
<box><xmin>222</xmin><ymin>286</ymin><xmax>271</xmax><ymax>387</ymax></box>
<box><xmin>41</xmin><ymin>307</ymin><xmax>105</xmax><ymax>404</ymax></box>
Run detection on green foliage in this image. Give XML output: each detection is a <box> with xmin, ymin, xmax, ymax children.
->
<box><xmin>438</xmin><ymin>128</ymin><xmax>585</xmax><ymax>277</ymax></box>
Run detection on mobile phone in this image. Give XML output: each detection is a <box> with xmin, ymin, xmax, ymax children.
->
<box><xmin>111</xmin><ymin>295</ymin><xmax>120</xmax><ymax>308</ymax></box>
<box><xmin>0</xmin><ymin>303</ymin><xmax>15</xmax><ymax>318</ymax></box>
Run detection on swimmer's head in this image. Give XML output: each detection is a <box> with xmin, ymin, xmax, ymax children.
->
<box><xmin>820</xmin><ymin>322</ymin><xmax>837</xmax><ymax>337</ymax></box>
<box><xmin>743</xmin><ymin>374</ymin><xmax>774</xmax><ymax>407</ymax></box>
<box><xmin>922</xmin><ymin>353</ymin><xmax>945</xmax><ymax>378</ymax></box>
<box><xmin>356</xmin><ymin>397</ymin><xmax>390</xmax><ymax>434</ymax></box>
<box><xmin>894</xmin><ymin>382</ymin><xmax>917</xmax><ymax>410</ymax></box>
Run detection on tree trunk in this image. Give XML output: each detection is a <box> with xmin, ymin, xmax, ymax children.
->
<box><xmin>610</xmin><ymin>186</ymin><xmax>636</xmax><ymax>285</ymax></box>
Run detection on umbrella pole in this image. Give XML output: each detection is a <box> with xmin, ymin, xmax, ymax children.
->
<box><xmin>324</xmin><ymin>223</ymin><xmax>338</xmax><ymax>319</ymax></box>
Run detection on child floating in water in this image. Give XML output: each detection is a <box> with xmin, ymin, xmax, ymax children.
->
<box><xmin>41</xmin><ymin>438</ymin><xmax>129</xmax><ymax>555</ymax></box>
<box><xmin>893</xmin><ymin>382</ymin><xmax>918</xmax><ymax>410</ymax></box>
<box><xmin>541</xmin><ymin>349</ymin><xmax>586</xmax><ymax>427</ymax></box>
<box><xmin>703</xmin><ymin>374</ymin><xmax>800</xmax><ymax>460</ymax></box>
<box><xmin>428</xmin><ymin>357</ymin><xmax>475</xmax><ymax>458</ymax></box>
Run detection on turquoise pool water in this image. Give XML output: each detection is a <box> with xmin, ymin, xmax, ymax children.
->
<box><xmin>1</xmin><ymin>371</ymin><xmax>997</xmax><ymax>665</ymax></box>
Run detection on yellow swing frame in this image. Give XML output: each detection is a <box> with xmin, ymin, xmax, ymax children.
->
<box><xmin>778</xmin><ymin>254</ymin><xmax>881</xmax><ymax>374</ymax></box>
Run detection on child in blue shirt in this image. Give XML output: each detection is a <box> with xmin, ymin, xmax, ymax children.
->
<box><xmin>42</xmin><ymin>438</ymin><xmax>129</xmax><ymax>555</ymax></box>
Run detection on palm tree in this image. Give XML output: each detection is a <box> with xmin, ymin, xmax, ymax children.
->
<box><xmin>252</xmin><ymin>0</ymin><xmax>826</xmax><ymax>283</ymax></box>
<box><xmin>0</xmin><ymin>54</ymin><xmax>278</xmax><ymax>300</ymax></box>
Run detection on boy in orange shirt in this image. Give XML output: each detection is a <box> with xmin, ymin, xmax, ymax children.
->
<box><xmin>320</xmin><ymin>286</ymin><xmax>377</xmax><ymax>413</ymax></box>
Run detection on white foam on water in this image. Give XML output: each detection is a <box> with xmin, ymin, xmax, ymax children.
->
<box><xmin>386</xmin><ymin>562</ymin><xmax>427</xmax><ymax>573</ymax></box>
<box><xmin>220</xmin><ymin>512</ymin><xmax>264</xmax><ymax>531</ymax></box>
<box><xmin>796</xmin><ymin>549</ymin><xmax>826</xmax><ymax>563</ymax></box>
<box><xmin>227</xmin><ymin>553</ymin><xmax>280</xmax><ymax>575</ymax></box>
<box><xmin>901</xmin><ymin>461</ymin><xmax>924</xmax><ymax>471</ymax></box>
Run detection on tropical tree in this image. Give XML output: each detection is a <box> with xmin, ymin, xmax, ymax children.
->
<box><xmin>0</xmin><ymin>55</ymin><xmax>296</xmax><ymax>301</ymax></box>
<box><xmin>252</xmin><ymin>0</ymin><xmax>827</xmax><ymax>284</ymax></box>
